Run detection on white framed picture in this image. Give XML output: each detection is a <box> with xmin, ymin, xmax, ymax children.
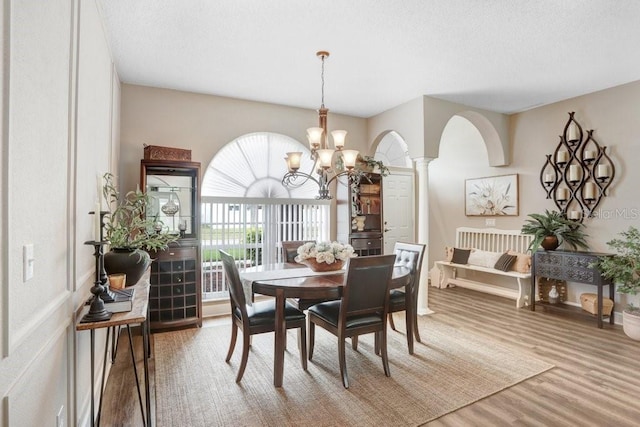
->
<box><xmin>465</xmin><ymin>174</ymin><xmax>519</xmax><ymax>216</ymax></box>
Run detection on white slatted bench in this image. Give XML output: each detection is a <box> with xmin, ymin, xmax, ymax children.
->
<box><xmin>432</xmin><ymin>228</ymin><xmax>534</xmax><ymax>308</ymax></box>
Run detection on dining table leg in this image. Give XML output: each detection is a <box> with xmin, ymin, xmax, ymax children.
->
<box><xmin>273</xmin><ymin>288</ymin><xmax>286</xmax><ymax>387</ymax></box>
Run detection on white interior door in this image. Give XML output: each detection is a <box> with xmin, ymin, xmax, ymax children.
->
<box><xmin>383</xmin><ymin>170</ymin><xmax>414</xmax><ymax>253</ymax></box>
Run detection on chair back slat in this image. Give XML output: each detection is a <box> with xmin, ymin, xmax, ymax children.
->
<box><xmin>220</xmin><ymin>250</ymin><xmax>248</xmax><ymax>315</ymax></box>
<box><xmin>281</xmin><ymin>240</ymin><xmax>314</xmax><ymax>263</ymax></box>
<box><xmin>393</xmin><ymin>242</ymin><xmax>426</xmax><ymax>295</ymax></box>
<box><xmin>342</xmin><ymin>255</ymin><xmax>396</xmax><ymax>317</ymax></box>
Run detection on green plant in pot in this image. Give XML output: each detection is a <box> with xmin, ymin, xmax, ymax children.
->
<box><xmin>520</xmin><ymin>209</ymin><xmax>589</xmax><ymax>252</ymax></box>
<box><xmin>336</xmin><ymin>154</ymin><xmax>390</xmax><ymax>177</ymax></box>
<box><xmin>594</xmin><ymin>226</ymin><xmax>640</xmax><ymax>340</ymax></box>
<box><xmin>102</xmin><ymin>173</ymin><xmax>179</xmax><ymax>286</ymax></box>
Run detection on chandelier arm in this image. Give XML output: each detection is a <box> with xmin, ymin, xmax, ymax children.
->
<box><xmin>324</xmin><ymin>170</ymin><xmax>353</xmax><ymax>187</ymax></box>
<box><xmin>281</xmin><ymin>171</ymin><xmax>322</xmax><ymax>189</ymax></box>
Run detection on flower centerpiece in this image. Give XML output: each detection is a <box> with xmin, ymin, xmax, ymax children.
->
<box><xmin>294</xmin><ymin>241</ymin><xmax>356</xmax><ymax>272</ymax></box>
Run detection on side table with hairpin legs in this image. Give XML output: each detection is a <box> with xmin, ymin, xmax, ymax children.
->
<box><xmin>76</xmin><ymin>273</ymin><xmax>152</xmax><ymax>426</ymax></box>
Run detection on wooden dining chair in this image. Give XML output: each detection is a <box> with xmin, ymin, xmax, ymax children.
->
<box><xmin>388</xmin><ymin>242</ymin><xmax>426</xmax><ymax>354</ymax></box>
<box><xmin>307</xmin><ymin>254</ymin><xmax>396</xmax><ymax>388</ymax></box>
<box><xmin>220</xmin><ymin>250</ymin><xmax>308</xmax><ymax>382</ymax></box>
<box><xmin>281</xmin><ymin>240</ymin><xmax>332</xmax><ymax>310</ymax></box>
<box><xmin>281</xmin><ymin>240</ymin><xmax>313</xmax><ymax>263</ymax></box>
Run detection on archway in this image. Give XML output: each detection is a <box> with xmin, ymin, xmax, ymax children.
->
<box><xmin>373</xmin><ymin>130</ymin><xmax>412</xmax><ymax>168</ymax></box>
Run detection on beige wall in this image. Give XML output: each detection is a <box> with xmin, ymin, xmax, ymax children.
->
<box><xmin>368</xmin><ymin>95</ymin><xmax>510</xmax><ymax>165</ymax></box>
<box><xmin>119</xmin><ymin>84</ymin><xmax>369</xmax><ymax>195</ymax></box>
<box><xmin>1</xmin><ymin>1</ymin><xmax>119</xmax><ymax>425</ymax></box>
<box><xmin>429</xmin><ymin>80</ymin><xmax>640</xmax><ymax>314</ymax></box>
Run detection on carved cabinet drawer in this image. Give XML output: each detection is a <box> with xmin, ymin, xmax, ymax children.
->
<box><xmin>351</xmin><ymin>238</ymin><xmax>381</xmax><ymax>250</ymax></box>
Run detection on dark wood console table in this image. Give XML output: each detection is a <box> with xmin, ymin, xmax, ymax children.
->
<box><xmin>530</xmin><ymin>250</ymin><xmax>614</xmax><ymax>328</ymax></box>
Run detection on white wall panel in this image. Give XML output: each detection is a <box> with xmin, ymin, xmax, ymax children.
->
<box><xmin>1</xmin><ymin>0</ymin><xmax>118</xmax><ymax>426</ymax></box>
<box><xmin>75</xmin><ymin>0</ymin><xmax>113</xmax><ymax>288</ymax></box>
<box><xmin>6</xmin><ymin>0</ymin><xmax>72</xmax><ymax>352</ymax></box>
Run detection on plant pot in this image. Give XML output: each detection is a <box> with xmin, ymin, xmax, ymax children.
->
<box><xmin>299</xmin><ymin>259</ymin><xmax>343</xmax><ymax>272</ymax></box>
<box><xmin>104</xmin><ymin>248</ymin><xmax>151</xmax><ymax>287</ymax></box>
<box><xmin>541</xmin><ymin>236</ymin><xmax>560</xmax><ymax>251</ymax></box>
<box><xmin>622</xmin><ymin>310</ymin><xmax>640</xmax><ymax>341</ymax></box>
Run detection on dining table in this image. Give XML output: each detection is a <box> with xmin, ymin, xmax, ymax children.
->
<box><xmin>240</xmin><ymin>262</ymin><xmax>411</xmax><ymax>387</ymax></box>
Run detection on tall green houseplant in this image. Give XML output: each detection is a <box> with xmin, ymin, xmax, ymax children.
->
<box><xmin>595</xmin><ymin>226</ymin><xmax>640</xmax><ymax>340</ymax></box>
<box><xmin>596</xmin><ymin>227</ymin><xmax>640</xmax><ymax>309</ymax></box>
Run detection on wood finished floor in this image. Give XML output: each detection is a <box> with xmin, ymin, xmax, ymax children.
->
<box><xmin>100</xmin><ymin>286</ymin><xmax>640</xmax><ymax>426</ymax></box>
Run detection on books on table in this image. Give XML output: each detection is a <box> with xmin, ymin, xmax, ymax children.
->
<box><xmin>87</xmin><ymin>287</ymin><xmax>135</xmax><ymax>313</ymax></box>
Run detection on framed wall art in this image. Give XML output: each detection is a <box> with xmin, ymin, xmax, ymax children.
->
<box><xmin>465</xmin><ymin>174</ymin><xmax>519</xmax><ymax>216</ymax></box>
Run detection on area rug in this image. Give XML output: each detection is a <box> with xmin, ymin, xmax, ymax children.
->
<box><xmin>154</xmin><ymin>319</ymin><xmax>553</xmax><ymax>426</ymax></box>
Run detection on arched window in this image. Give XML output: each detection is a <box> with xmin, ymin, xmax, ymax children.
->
<box><xmin>202</xmin><ymin>132</ymin><xmax>320</xmax><ymax>199</ymax></box>
<box><xmin>374</xmin><ymin>131</ymin><xmax>412</xmax><ymax>168</ymax></box>
<box><xmin>201</xmin><ymin>132</ymin><xmax>330</xmax><ymax>299</ymax></box>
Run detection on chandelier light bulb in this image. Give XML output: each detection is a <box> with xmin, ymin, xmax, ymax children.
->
<box><xmin>331</xmin><ymin>130</ymin><xmax>347</xmax><ymax>150</ymax></box>
<box><xmin>341</xmin><ymin>150</ymin><xmax>359</xmax><ymax>169</ymax></box>
<box><xmin>307</xmin><ymin>127</ymin><xmax>324</xmax><ymax>149</ymax></box>
<box><xmin>317</xmin><ymin>149</ymin><xmax>335</xmax><ymax>169</ymax></box>
<box><xmin>285</xmin><ymin>152</ymin><xmax>302</xmax><ymax>171</ymax></box>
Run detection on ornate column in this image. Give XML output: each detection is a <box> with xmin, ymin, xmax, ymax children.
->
<box><xmin>415</xmin><ymin>157</ymin><xmax>435</xmax><ymax>315</ymax></box>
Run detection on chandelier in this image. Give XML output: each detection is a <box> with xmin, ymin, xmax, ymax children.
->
<box><xmin>282</xmin><ymin>51</ymin><xmax>359</xmax><ymax>200</ymax></box>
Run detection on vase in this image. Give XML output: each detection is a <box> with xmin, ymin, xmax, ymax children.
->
<box><xmin>548</xmin><ymin>285</ymin><xmax>559</xmax><ymax>304</ymax></box>
<box><xmin>541</xmin><ymin>236</ymin><xmax>559</xmax><ymax>251</ymax></box>
<box><xmin>300</xmin><ymin>259</ymin><xmax>344</xmax><ymax>272</ymax></box>
<box><xmin>623</xmin><ymin>310</ymin><xmax>640</xmax><ymax>341</ymax></box>
<box><xmin>355</xmin><ymin>216</ymin><xmax>366</xmax><ymax>232</ymax></box>
<box><xmin>104</xmin><ymin>248</ymin><xmax>151</xmax><ymax>286</ymax></box>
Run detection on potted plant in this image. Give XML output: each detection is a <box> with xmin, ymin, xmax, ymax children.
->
<box><xmin>594</xmin><ymin>226</ymin><xmax>640</xmax><ymax>340</ymax></box>
<box><xmin>521</xmin><ymin>209</ymin><xmax>589</xmax><ymax>252</ymax></box>
<box><xmin>356</xmin><ymin>155</ymin><xmax>390</xmax><ymax>177</ymax></box>
<box><xmin>102</xmin><ymin>173</ymin><xmax>179</xmax><ymax>286</ymax></box>
<box><xmin>336</xmin><ymin>155</ymin><xmax>390</xmax><ymax>177</ymax></box>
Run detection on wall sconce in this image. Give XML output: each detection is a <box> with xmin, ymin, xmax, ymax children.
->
<box><xmin>539</xmin><ymin>112</ymin><xmax>616</xmax><ymax>223</ymax></box>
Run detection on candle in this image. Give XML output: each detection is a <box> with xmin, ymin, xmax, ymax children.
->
<box><xmin>567</xmin><ymin>122</ymin><xmax>578</xmax><ymax>143</ymax></box>
<box><xmin>569</xmin><ymin>165</ymin><xmax>580</xmax><ymax>182</ymax></box>
<box><xmin>96</xmin><ymin>174</ymin><xmax>103</xmax><ymax>210</ymax></box>
<box><xmin>568</xmin><ymin>210</ymin><xmax>581</xmax><ymax>220</ymax></box>
<box><xmin>556</xmin><ymin>188</ymin><xmax>569</xmax><ymax>201</ymax></box>
<box><xmin>584</xmin><ymin>182</ymin><xmax>596</xmax><ymax>200</ymax></box>
<box><xmin>544</xmin><ymin>173</ymin><xmax>554</xmax><ymax>183</ymax></box>
<box><xmin>556</xmin><ymin>150</ymin><xmax>568</xmax><ymax>164</ymax></box>
<box><xmin>583</xmin><ymin>150</ymin><xmax>595</xmax><ymax>161</ymax></box>
<box><xmin>94</xmin><ymin>201</ymin><xmax>102</xmax><ymax>242</ymax></box>
<box><xmin>597</xmin><ymin>164</ymin><xmax>610</xmax><ymax>178</ymax></box>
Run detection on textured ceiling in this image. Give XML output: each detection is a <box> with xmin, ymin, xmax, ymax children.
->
<box><xmin>97</xmin><ymin>0</ymin><xmax>640</xmax><ymax>118</ymax></box>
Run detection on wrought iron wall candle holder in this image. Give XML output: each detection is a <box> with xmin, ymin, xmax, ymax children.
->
<box><xmin>539</xmin><ymin>112</ymin><xmax>615</xmax><ymax>223</ymax></box>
